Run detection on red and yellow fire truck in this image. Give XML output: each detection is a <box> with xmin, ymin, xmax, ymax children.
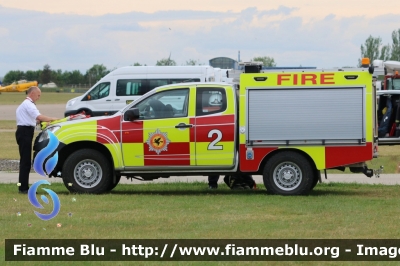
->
<box><xmin>35</xmin><ymin>65</ymin><xmax>378</xmax><ymax>195</ymax></box>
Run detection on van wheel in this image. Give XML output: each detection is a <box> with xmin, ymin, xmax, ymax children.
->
<box><xmin>62</xmin><ymin>149</ymin><xmax>112</xmax><ymax>194</ymax></box>
<box><xmin>79</xmin><ymin>109</ymin><xmax>92</xmax><ymax>116</ymax></box>
<box><xmin>263</xmin><ymin>151</ymin><xmax>314</xmax><ymax>195</ymax></box>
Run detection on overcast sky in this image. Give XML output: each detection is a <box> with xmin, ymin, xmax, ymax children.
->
<box><xmin>0</xmin><ymin>1</ymin><xmax>399</xmax><ymax>78</ymax></box>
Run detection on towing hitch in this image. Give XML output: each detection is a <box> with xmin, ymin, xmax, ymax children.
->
<box><xmin>362</xmin><ymin>166</ymin><xmax>374</xmax><ymax>177</ymax></box>
<box><xmin>349</xmin><ymin>164</ymin><xmax>384</xmax><ymax>178</ymax></box>
<box><xmin>362</xmin><ymin>165</ymin><xmax>384</xmax><ymax>178</ymax></box>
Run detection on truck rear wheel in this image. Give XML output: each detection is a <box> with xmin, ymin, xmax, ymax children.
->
<box><xmin>62</xmin><ymin>149</ymin><xmax>112</xmax><ymax>194</ymax></box>
<box><xmin>311</xmin><ymin>169</ymin><xmax>321</xmax><ymax>190</ymax></box>
<box><xmin>263</xmin><ymin>151</ymin><xmax>314</xmax><ymax>195</ymax></box>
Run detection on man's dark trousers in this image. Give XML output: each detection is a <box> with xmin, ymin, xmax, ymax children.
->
<box><xmin>15</xmin><ymin>126</ymin><xmax>34</xmax><ymax>191</ymax></box>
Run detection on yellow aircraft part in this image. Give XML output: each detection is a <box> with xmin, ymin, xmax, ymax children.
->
<box><xmin>0</xmin><ymin>81</ymin><xmax>38</xmax><ymax>92</ymax></box>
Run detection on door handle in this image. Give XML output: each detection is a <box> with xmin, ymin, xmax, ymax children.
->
<box><xmin>115</xmin><ymin>99</ymin><xmax>120</xmax><ymax>101</ymax></box>
<box><xmin>106</xmin><ymin>99</ymin><xmax>111</xmax><ymax>101</ymax></box>
<box><xmin>175</xmin><ymin>123</ymin><xmax>193</xmax><ymax>129</ymax></box>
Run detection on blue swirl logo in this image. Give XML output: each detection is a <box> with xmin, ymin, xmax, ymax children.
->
<box><xmin>33</xmin><ymin>131</ymin><xmax>59</xmax><ymax>176</ymax></box>
<box><xmin>28</xmin><ymin>180</ymin><xmax>60</xmax><ymax>221</ymax></box>
<box><xmin>30</xmin><ymin>130</ymin><xmax>61</xmax><ymax>220</ymax></box>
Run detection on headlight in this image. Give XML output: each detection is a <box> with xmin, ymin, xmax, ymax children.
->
<box><xmin>67</xmin><ymin>99</ymin><xmax>76</xmax><ymax>107</ymax></box>
<box><xmin>47</xmin><ymin>125</ymin><xmax>61</xmax><ymax>133</ymax></box>
<box><xmin>38</xmin><ymin>131</ymin><xmax>48</xmax><ymax>142</ymax></box>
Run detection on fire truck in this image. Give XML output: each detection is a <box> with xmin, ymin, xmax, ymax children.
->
<box><xmin>34</xmin><ymin>64</ymin><xmax>378</xmax><ymax>195</ymax></box>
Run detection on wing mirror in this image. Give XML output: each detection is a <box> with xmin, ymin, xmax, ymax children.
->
<box><xmin>124</xmin><ymin>108</ymin><xmax>140</xmax><ymax>121</ymax></box>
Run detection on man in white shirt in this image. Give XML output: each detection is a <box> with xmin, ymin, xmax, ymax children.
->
<box><xmin>15</xmin><ymin>86</ymin><xmax>58</xmax><ymax>193</ymax></box>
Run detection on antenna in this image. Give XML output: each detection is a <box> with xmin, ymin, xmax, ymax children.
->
<box><xmin>167</xmin><ymin>52</ymin><xmax>172</xmax><ymax>66</ymax></box>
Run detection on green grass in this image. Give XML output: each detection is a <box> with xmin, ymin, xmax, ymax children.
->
<box><xmin>1</xmin><ymin>182</ymin><xmax>400</xmax><ymax>265</ymax></box>
<box><xmin>3</xmin><ymin>182</ymin><xmax>400</xmax><ymax>239</ymax></box>
<box><xmin>0</xmin><ymin>132</ymin><xmax>39</xmax><ymax>161</ymax></box>
<box><xmin>0</xmin><ymin>92</ymin><xmax>83</xmax><ymax>105</ymax></box>
<box><xmin>0</xmin><ymin>120</ymin><xmax>17</xmax><ymax>130</ymax></box>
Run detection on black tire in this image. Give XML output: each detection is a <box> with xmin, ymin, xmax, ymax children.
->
<box><xmin>263</xmin><ymin>151</ymin><xmax>315</xmax><ymax>195</ymax></box>
<box><xmin>62</xmin><ymin>149</ymin><xmax>112</xmax><ymax>194</ymax></box>
<box><xmin>80</xmin><ymin>109</ymin><xmax>92</xmax><ymax>117</ymax></box>
<box><xmin>107</xmin><ymin>174</ymin><xmax>121</xmax><ymax>191</ymax></box>
<box><xmin>311</xmin><ymin>169</ymin><xmax>321</xmax><ymax>190</ymax></box>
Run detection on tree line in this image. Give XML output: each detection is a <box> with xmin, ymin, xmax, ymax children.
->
<box><xmin>1</xmin><ymin>56</ymin><xmax>276</xmax><ymax>87</ymax></box>
<box><xmin>2</xmin><ymin>64</ymin><xmax>110</xmax><ymax>87</ymax></box>
<box><xmin>359</xmin><ymin>28</ymin><xmax>400</xmax><ymax>65</ymax></box>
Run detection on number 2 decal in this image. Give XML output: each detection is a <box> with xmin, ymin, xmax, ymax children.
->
<box><xmin>208</xmin><ymin>129</ymin><xmax>223</xmax><ymax>150</ymax></box>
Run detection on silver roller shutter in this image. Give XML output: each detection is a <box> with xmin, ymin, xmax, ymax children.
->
<box><xmin>247</xmin><ymin>87</ymin><xmax>365</xmax><ymax>145</ymax></box>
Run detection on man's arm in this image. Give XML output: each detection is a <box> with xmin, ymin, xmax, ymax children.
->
<box><xmin>36</xmin><ymin>114</ymin><xmax>58</xmax><ymax>122</ymax></box>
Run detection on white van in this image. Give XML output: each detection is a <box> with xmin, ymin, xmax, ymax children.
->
<box><xmin>65</xmin><ymin>65</ymin><xmax>216</xmax><ymax>117</ymax></box>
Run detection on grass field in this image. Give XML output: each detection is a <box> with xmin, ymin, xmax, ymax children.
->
<box><xmin>0</xmin><ymin>126</ymin><xmax>40</xmax><ymax>161</ymax></box>
<box><xmin>1</xmin><ymin>182</ymin><xmax>400</xmax><ymax>265</ymax></box>
<box><xmin>0</xmin><ymin>120</ymin><xmax>18</xmax><ymax>130</ymax></box>
<box><xmin>2</xmin><ymin>93</ymin><xmax>400</xmax><ymax>265</ymax></box>
<box><xmin>0</xmin><ymin>92</ymin><xmax>83</xmax><ymax>105</ymax></box>
<box><xmin>4</xmin><ymin>181</ymin><xmax>400</xmax><ymax>238</ymax></box>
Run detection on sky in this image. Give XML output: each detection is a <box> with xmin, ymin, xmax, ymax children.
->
<box><xmin>0</xmin><ymin>0</ymin><xmax>399</xmax><ymax>79</ymax></box>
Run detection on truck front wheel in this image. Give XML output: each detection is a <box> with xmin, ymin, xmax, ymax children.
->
<box><xmin>263</xmin><ymin>151</ymin><xmax>314</xmax><ymax>195</ymax></box>
<box><xmin>62</xmin><ymin>149</ymin><xmax>112</xmax><ymax>194</ymax></box>
<box><xmin>107</xmin><ymin>174</ymin><xmax>121</xmax><ymax>191</ymax></box>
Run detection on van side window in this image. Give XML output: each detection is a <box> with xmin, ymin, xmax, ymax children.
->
<box><xmin>116</xmin><ymin>79</ymin><xmax>202</xmax><ymax>97</ymax></box>
<box><xmin>170</xmin><ymin>78</ymin><xmax>200</xmax><ymax>83</ymax></box>
<box><xmin>148</xmin><ymin>79</ymin><xmax>200</xmax><ymax>92</ymax></box>
<box><xmin>196</xmin><ymin>88</ymin><xmax>227</xmax><ymax>116</ymax></box>
<box><xmin>86</xmin><ymin>82</ymin><xmax>110</xmax><ymax>100</ymax></box>
<box><xmin>149</xmin><ymin>80</ymin><xmax>169</xmax><ymax>90</ymax></box>
<box><xmin>132</xmin><ymin>89</ymin><xmax>189</xmax><ymax>120</ymax></box>
<box><xmin>116</xmin><ymin>80</ymin><xmax>148</xmax><ymax>96</ymax></box>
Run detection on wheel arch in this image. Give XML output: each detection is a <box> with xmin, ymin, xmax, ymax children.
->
<box><xmin>77</xmin><ymin>108</ymin><xmax>92</xmax><ymax>116</ymax></box>
<box><xmin>55</xmin><ymin>141</ymin><xmax>114</xmax><ymax>176</ymax></box>
<box><xmin>259</xmin><ymin>148</ymin><xmax>318</xmax><ymax>174</ymax></box>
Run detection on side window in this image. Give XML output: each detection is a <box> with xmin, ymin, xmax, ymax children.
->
<box><xmin>394</xmin><ymin>79</ymin><xmax>400</xmax><ymax>90</ymax></box>
<box><xmin>132</xmin><ymin>88</ymin><xmax>189</xmax><ymax>120</ymax></box>
<box><xmin>196</xmin><ymin>88</ymin><xmax>227</xmax><ymax>116</ymax></box>
<box><xmin>170</xmin><ymin>78</ymin><xmax>200</xmax><ymax>83</ymax></box>
<box><xmin>116</xmin><ymin>80</ymin><xmax>148</xmax><ymax>96</ymax></box>
<box><xmin>87</xmin><ymin>82</ymin><xmax>110</xmax><ymax>100</ymax></box>
<box><xmin>148</xmin><ymin>79</ymin><xmax>169</xmax><ymax>91</ymax></box>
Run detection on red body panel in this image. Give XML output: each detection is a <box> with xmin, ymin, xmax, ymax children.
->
<box><xmin>325</xmin><ymin>143</ymin><xmax>373</xmax><ymax>168</ymax></box>
<box><xmin>239</xmin><ymin>144</ymin><xmax>278</xmax><ymax>172</ymax></box>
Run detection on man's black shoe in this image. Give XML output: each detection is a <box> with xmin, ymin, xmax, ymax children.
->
<box><xmin>18</xmin><ymin>190</ymin><xmax>29</xmax><ymax>194</ymax></box>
